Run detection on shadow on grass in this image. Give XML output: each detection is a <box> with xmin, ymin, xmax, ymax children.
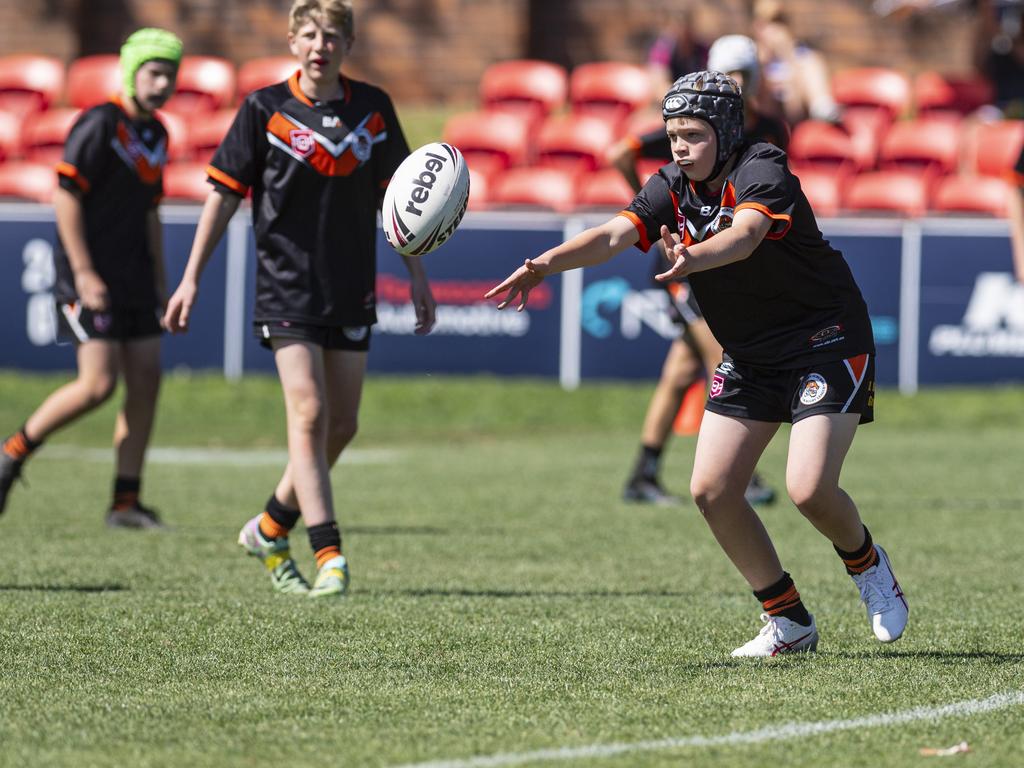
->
<box><xmin>833</xmin><ymin>649</ymin><xmax>1024</xmax><ymax>663</ymax></box>
<box><xmin>347</xmin><ymin>525</ymin><xmax>450</xmax><ymax>536</ymax></box>
<box><xmin>373</xmin><ymin>588</ymin><xmax>691</xmax><ymax>598</ymax></box>
<box><xmin>0</xmin><ymin>583</ymin><xmax>127</xmax><ymax>593</ymax></box>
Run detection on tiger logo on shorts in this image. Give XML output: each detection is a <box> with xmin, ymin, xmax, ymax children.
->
<box><xmin>800</xmin><ymin>373</ymin><xmax>828</xmax><ymax>405</ymax></box>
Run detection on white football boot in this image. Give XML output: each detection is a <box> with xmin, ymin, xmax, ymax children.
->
<box><xmin>851</xmin><ymin>544</ymin><xmax>908</xmax><ymax>642</ymax></box>
<box><xmin>731</xmin><ymin>613</ymin><xmax>819</xmax><ymax>658</ymax></box>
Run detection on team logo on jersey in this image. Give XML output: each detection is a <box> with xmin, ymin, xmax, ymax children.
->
<box><xmin>350</xmin><ymin>127</ymin><xmax>373</xmax><ymax>162</ymax></box>
<box><xmin>799</xmin><ymin>373</ymin><xmax>828</xmax><ymax>405</ymax></box>
<box><xmin>710</xmin><ymin>373</ymin><xmax>725</xmax><ymax>398</ymax></box>
<box><xmin>343</xmin><ymin>326</ymin><xmax>369</xmax><ymax>342</ymax></box>
<box><xmin>710</xmin><ymin>207</ymin><xmax>734</xmax><ymax>235</ymax></box>
<box><xmin>289</xmin><ymin>128</ymin><xmax>316</xmax><ymax>158</ymax></box>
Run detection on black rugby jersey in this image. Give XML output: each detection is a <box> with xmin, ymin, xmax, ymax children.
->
<box><xmin>621</xmin><ymin>142</ymin><xmax>874</xmax><ymax>368</ymax></box>
<box><xmin>207</xmin><ymin>71</ymin><xmax>409</xmax><ymax>326</ymax></box>
<box><xmin>54</xmin><ymin>97</ymin><xmax>166</xmax><ymax>310</ymax></box>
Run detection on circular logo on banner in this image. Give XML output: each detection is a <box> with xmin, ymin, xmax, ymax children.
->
<box><xmin>800</xmin><ymin>373</ymin><xmax>828</xmax><ymax>405</ymax></box>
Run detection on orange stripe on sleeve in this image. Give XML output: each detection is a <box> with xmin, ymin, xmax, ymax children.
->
<box><xmin>206</xmin><ymin>165</ymin><xmax>248</xmax><ymax>196</ymax></box>
<box><xmin>735</xmin><ymin>201</ymin><xmax>792</xmax><ymax>240</ymax></box>
<box><xmin>56</xmin><ymin>161</ymin><xmax>91</xmax><ymax>193</ymax></box>
<box><xmin>616</xmin><ymin>210</ymin><xmax>651</xmax><ymax>251</ymax></box>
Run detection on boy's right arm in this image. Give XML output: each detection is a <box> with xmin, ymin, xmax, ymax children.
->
<box><xmin>163</xmin><ymin>188</ymin><xmax>242</xmax><ymax>332</ymax></box>
<box><xmin>53</xmin><ymin>186</ymin><xmax>108</xmax><ymax>311</ymax></box>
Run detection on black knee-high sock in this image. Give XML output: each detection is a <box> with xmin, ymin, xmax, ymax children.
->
<box><xmin>754</xmin><ymin>572</ymin><xmax>812</xmax><ymax>626</ymax></box>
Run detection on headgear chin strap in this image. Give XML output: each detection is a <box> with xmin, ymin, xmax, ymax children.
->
<box><xmin>662</xmin><ymin>71</ymin><xmax>745</xmax><ymax>181</ymax></box>
<box><xmin>120</xmin><ymin>27</ymin><xmax>183</xmax><ymax>100</ymax></box>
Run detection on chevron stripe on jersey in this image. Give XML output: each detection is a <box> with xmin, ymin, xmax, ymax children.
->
<box><xmin>266</xmin><ymin>111</ymin><xmax>388</xmax><ymax>176</ymax></box>
<box><xmin>110</xmin><ymin>120</ymin><xmax>166</xmax><ymax>184</ymax></box>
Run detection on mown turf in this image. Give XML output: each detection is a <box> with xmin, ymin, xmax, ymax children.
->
<box><xmin>0</xmin><ymin>372</ymin><xmax>1022</xmax><ymax>768</ymax></box>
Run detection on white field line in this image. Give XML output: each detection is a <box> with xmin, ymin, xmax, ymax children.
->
<box><xmin>395</xmin><ymin>690</ymin><xmax>1024</xmax><ymax>768</ymax></box>
<box><xmin>38</xmin><ymin>445</ymin><xmax>399</xmax><ymax>467</ymax></box>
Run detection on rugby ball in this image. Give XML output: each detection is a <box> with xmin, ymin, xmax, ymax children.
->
<box><xmin>382</xmin><ymin>142</ymin><xmax>470</xmax><ymax>256</ymax></box>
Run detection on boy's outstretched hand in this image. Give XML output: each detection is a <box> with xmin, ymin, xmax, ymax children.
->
<box><xmin>485</xmin><ymin>258</ymin><xmax>548</xmax><ymax>311</ymax></box>
<box><xmin>163</xmin><ymin>280</ymin><xmax>197</xmax><ymax>333</ymax></box>
<box><xmin>654</xmin><ymin>224</ymin><xmax>691</xmax><ymax>282</ymax></box>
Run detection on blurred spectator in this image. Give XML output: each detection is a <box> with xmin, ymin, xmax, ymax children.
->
<box><xmin>752</xmin><ymin>0</ymin><xmax>841</xmax><ymax>124</ymax></box>
<box><xmin>1010</xmin><ymin>144</ymin><xmax>1024</xmax><ymax>282</ymax></box>
<box><xmin>973</xmin><ymin>0</ymin><xmax>1024</xmax><ymax>118</ymax></box>
<box><xmin>646</xmin><ymin>4</ymin><xmax>710</xmax><ymax>99</ymax></box>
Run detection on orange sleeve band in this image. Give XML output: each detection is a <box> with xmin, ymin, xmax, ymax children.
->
<box><xmin>205</xmin><ymin>164</ymin><xmax>248</xmax><ymax>196</ymax></box>
<box><xmin>616</xmin><ymin>210</ymin><xmax>651</xmax><ymax>251</ymax></box>
<box><xmin>56</xmin><ymin>161</ymin><xmax>91</xmax><ymax>193</ymax></box>
<box><xmin>735</xmin><ymin>201</ymin><xmax>792</xmax><ymax>240</ymax></box>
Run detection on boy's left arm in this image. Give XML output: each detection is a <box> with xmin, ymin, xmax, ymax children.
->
<box><xmin>655</xmin><ymin>209</ymin><xmax>773</xmax><ymax>281</ymax></box>
<box><xmin>147</xmin><ymin>208</ymin><xmax>167</xmax><ymax>310</ymax></box>
<box><xmin>400</xmin><ymin>255</ymin><xmax>436</xmax><ymax>335</ymax></box>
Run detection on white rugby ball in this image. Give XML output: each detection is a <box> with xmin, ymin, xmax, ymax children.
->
<box><xmin>382</xmin><ymin>142</ymin><xmax>470</xmax><ymax>256</ymax></box>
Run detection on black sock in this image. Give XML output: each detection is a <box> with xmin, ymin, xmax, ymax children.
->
<box><xmin>754</xmin><ymin>572</ymin><xmax>812</xmax><ymax>626</ymax></box>
<box><xmin>265</xmin><ymin>494</ymin><xmax>301</xmax><ymax>530</ymax></box>
<box><xmin>112</xmin><ymin>476</ymin><xmax>141</xmax><ymax>510</ymax></box>
<box><xmin>633</xmin><ymin>444</ymin><xmax>663</xmax><ymax>481</ymax></box>
<box><xmin>834</xmin><ymin>525</ymin><xmax>878</xmax><ymax>574</ymax></box>
<box><xmin>307</xmin><ymin>521</ymin><xmax>342</xmax><ymax>564</ymax></box>
<box><xmin>2</xmin><ymin>427</ymin><xmax>41</xmax><ymax>462</ymax></box>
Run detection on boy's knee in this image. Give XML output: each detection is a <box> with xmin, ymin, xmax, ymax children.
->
<box><xmin>288</xmin><ymin>390</ymin><xmax>327</xmax><ymax>432</ymax></box>
<box><xmin>81</xmin><ymin>374</ymin><xmax>117</xmax><ymax>406</ymax></box>
<box><xmin>787</xmin><ymin>479</ymin><xmax>834</xmax><ymax>515</ymax></box>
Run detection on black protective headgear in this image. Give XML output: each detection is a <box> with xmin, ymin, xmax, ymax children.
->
<box><xmin>662</xmin><ymin>71</ymin><xmax>744</xmax><ymax>180</ymax></box>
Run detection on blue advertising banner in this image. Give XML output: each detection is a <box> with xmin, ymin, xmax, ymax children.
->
<box><xmin>828</xmin><ymin>233</ymin><xmax>901</xmax><ymax>386</ymax></box>
<box><xmin>0</xmin><ymin>210</ymin><xmax>227</xmax><ymax>371</ymax></box>
<box><xmin>918</xmin><ymin>233</ymin><xmax>1024</xmax><ymax>384</ymax></box>
<box><xmin>240</xmin><ymin>218</ymin><xmax>566</xmax><ymax>377</ymax></box>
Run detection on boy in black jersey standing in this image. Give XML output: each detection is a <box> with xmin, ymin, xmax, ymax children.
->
<box><xmin>164</xmin><ymin>0</ymin><xmax>436</xmax><ymax>598</ymax></box>
<box><xmin>0</xmin><ymin>28</ymin><xmax>182</xmax><ymax>528</ymax></box>
<box><xmin>488</xmin><ymin>71</ymin><xmax>908</xmax><ymax>657</ymax></box>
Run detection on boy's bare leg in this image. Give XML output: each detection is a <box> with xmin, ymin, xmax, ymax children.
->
<box><xmin>786</xmin><ymin>412</ymin><xmax>864</xmax><ymax>551</ymax></box>
<box><xmin>689</xmin><ymin>410</ymin><xmax>781</xmax><ymax>590</ymax></box>
<box><xmin>24</xmin><ymin>341</ymin><xmax>119</xmax><ymax>440</ymax></box>
<box><xmin>274</xmin><ymin>349</ymin><xmax>367</xmax><ymax>510</ymax></box>
<box><xmin>114</xmin><ymin>337</ymin><xmax>161</xmax><ymax>478</ymax></box>
<box><xmin>272</xmin><ymin>340</ymin><xmax>333</xmax><ymax>528</ymax></box>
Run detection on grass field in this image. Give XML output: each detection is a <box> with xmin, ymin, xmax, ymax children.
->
<box><xmin>1</xmin><ymin>372</ymin><xmax>1022</xmax><ymax>768</ymax></box>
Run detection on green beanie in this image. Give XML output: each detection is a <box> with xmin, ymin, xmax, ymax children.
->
<box><xmin>120</xmin><ymin>28</ymin><xmax>184</xmax><ymax>98</ymax></box>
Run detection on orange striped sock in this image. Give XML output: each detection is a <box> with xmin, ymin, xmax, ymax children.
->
<box><xmin>3</xmin><ymin>429</ymin><xmax>38</xmax><ymax>462</ymax></box>
<box><xmin>315</xmin><ymin>545</ymin><xmax>341</xmax><ymax>569</ymax></box>
<box><xmin>754</xmin><ymin>572</ymin><xmax>812</xmax><ymax>626</ymax></box>
<box><xmin>835</xmin><ymin>526</ymin><xmax>879</xmax><ymax>574</ymax></box>
<box><xmin>258</xmin><ymin>512</ymin><xmax>290</xmax><ymax>541</ymax></box>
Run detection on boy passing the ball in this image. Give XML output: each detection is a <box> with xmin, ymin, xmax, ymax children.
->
<box><xmin>487</xmin><ymin>71</ymin><xmax>908</xmax><ymax>657</ymax></box>
<box><xmin>0</xmin><ymin>28</ymin><xmax>182</xmax><ymax>528</ymax></box>
<box><xmin>163</xmin><ymin>0</ymin><xmax>436</xmax><ymax>598</ymax></box>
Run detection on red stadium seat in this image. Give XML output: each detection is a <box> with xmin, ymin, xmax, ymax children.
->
<box><xmin>186</xmin><ymin>108</ymin><xmax>236</xmax><ymax>163</ymax></box>
<box><xmin>622</xmin><ymin>108</ymin><xmax>664</xmax><ymax>139</ymax></box>
<box><xmin>237</xmin><ymin>57</ymin><xmax>298</xmax><ymax>98</ymax></box>
<box><xmin>21</xmin><ymin>108</ymin><xmax>80</xmax><ymax>165</ymax></box>
<box><xmin>965</xmin><ymin>120</ymin><xmax>1024</xmax><ymax>177</ymax></box>
<box><xmin>577</xmin><ymin>168</ymin><xmax>635</xmax><ymax>210</ymax></box>
<box><xmin>156</xmin><ymin>110</ymin><xmax>190</xmax><ymax>161</ymax></box>
<box><xmin>793</xmin><ymin>168</ymin><xmax>842</xmax><ymax>218</ymax></box>
<box><xmin>636</xmin><ymin>157</ymin><xmax>667</xmax><ymax>184</ymax></box>
<box><xmin>843</xmin><ymin>170</ymin><xmax>929</xmax><ymax>217</ymax></box>
<box><xmin>488</xmin><ymin>166</ymin><xmax>577</xmax><ymax>213</ymax></box>
<box><xmin>536</xmin><ymin>113</ymin><xmax>618</xmax><ymax>174</ymax></box>
<box><xmin>162</xmin><ymin>162</ymin><xmax>212</xmax><ymax>202</ymax></box>
<box><xmin>66</xmin><ymin>55</ymin><xmax>122</xmax><ymax>109</ymax></box>
<box><xmin>569</xmin><ymin>62</ymin><xmax>652</xmax><ymax>128</ymax></box>
<box><xmin>0</xmin><ymin>110</ymin><xmax>22</xmax><ymax>161</ymax></box>
<box><xmin>163</xmin><ymin>56</ymin><xmax>236</xmax><ymax>115</ymax></box>
<box><xmin>832</xmin><ymin>68</ymin><xmax>912</xmax><ymax>120</ymax></box>
<box><xmin>479</xmin><ymin>59</ymin><xmax>568</xmax><ymax>126</ymax></box>
<box><xmin>930</xmin><ymin>174</ymin><xmax>1010</xmax><ymax>217</ymax></box>
<box><xmin>0</xmin><ymin>161</ymin><xmax>57</xmax><ymax>202</ymax></box>
<box><xmin>0</xmin><ymin>55</ymin><xmax>64</xmax><ymax>117</ymax></box>
<box><xmin>442</xmin><ymin>110</ymin><xmax>531</xmax><ymax>179</ymax></box>
<box><xmin>914</xmin><ymin>71</ymin><xmax>993</xmax><ymax>118</ymax></box>
<box><xmin>788</xmin><ymin>120</ymin><xmax>870</xmax><ymax>174</ymax></box>
<box><xmin>467</xmin><ymin>167</ymin><xmax>491</xmax><ymax>211</ymax></box>
<box><xmin>878</xmin><ymin>118</ymin><xmax>961</xmax><ymax>178</ymax></box>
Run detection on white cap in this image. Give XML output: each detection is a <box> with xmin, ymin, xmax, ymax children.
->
<box><xmin>707</xmin><ymin>34</ymin><xmax>760</xmax><ymax>92</ymax></box>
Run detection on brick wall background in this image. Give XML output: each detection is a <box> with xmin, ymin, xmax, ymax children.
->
<box><xmin>1</xmin><ymin>0</ymin><xmax>978</xmax><ymax>104</ymax></box>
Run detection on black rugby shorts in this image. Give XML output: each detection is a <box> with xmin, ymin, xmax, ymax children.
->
<box><xmin>56</xmin><ymin>302</ymin><xmax>162</xmax><ymax>343</ymax></box>
<box><xmin>255</xmin><ymin>320</ymin><xmax>372</xmax><ymax>352</ymax></box>
<box><xmin>704</xmin><ymin>353</ymin><xmax>875</xmax><ymax>425</ymax></box>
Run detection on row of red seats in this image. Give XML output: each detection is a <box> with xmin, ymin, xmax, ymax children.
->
<box><xmin>0</xmin><ymin>157</ymin><xmax>1013</xmax><ymax>217</ymax></box>
<box><xmin>0</xmin><ymin>54</ymin><xmax>298</xmax><ymax>117</ymax></box>
<box><xmin>461</xmin><ymin>165</ymin><xmax>1015</xmax><ymax>217</ymax></box>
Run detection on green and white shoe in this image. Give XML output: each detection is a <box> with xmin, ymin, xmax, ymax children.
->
<box><xmin>237</xmin><ymin>515</ymin><xmax>310</xmax><ymax>594</ymax></box>
<box><xmin>309</xmin><ymin>554</ymin><xmax>350</xmax><ymax>598</ymax></box>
